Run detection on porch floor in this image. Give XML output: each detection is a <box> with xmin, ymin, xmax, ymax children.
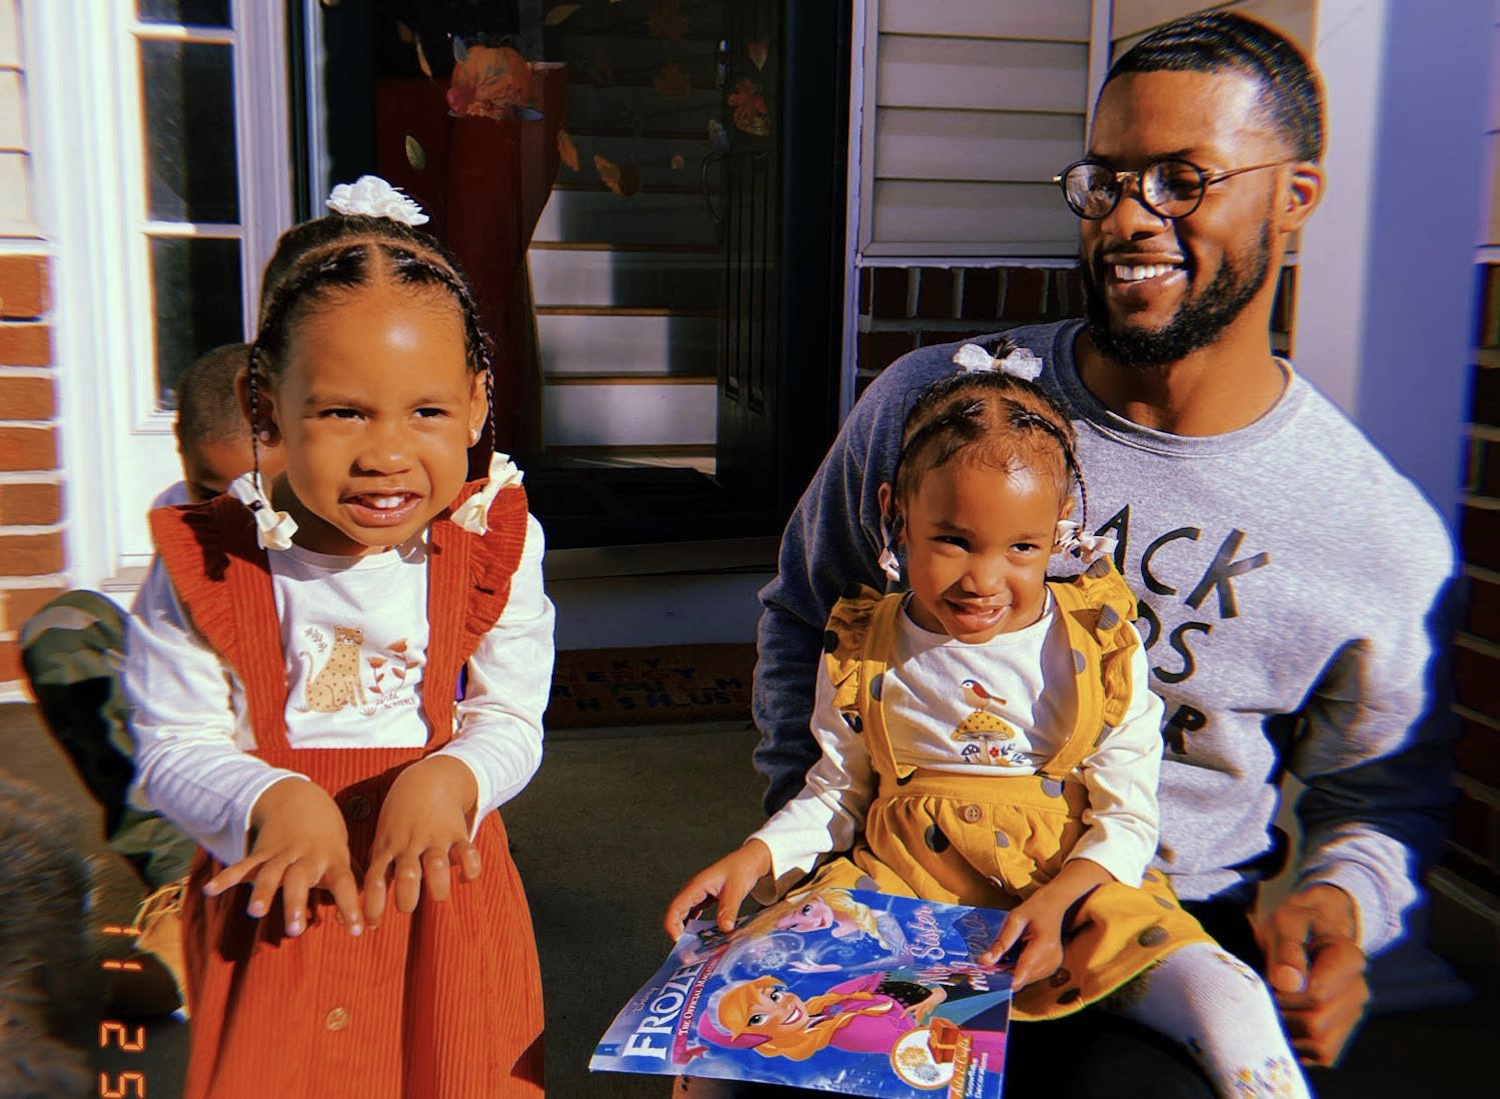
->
<box><xmin>2</xmin><ymin>704</ymin><xmax>1493</xmax><ymax>1097</ymax></box>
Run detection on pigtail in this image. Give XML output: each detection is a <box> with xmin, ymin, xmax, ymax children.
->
<box><xmin>246</xmin><ymin>343</ymin><xmax>265</xmax><ymax>486</ymax></box>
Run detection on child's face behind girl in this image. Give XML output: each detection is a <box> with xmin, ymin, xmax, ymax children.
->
<box><xmin>893</xmin><ymin>459</ymin><xmax>1068</xmax><ymax>645</ymax></box>
<box><xmin>263</xmin><ymin>278</ymin><xmax>485</xmax><ymax>555</ymax></box>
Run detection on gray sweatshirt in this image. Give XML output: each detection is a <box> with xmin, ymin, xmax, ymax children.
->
<box><xmin>753</xmin><ymin>318</ymin><xmax>1456</xmax><ymax>955</ymax></box>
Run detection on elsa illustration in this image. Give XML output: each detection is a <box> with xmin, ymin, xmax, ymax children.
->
<box><xmin>748</xmin><ymin>887</ymin><xmax>884</xmax><ymax>942</ymax></box>
<box><xmin>683</xmin><ymin>885</ymin><xmax>903</xmax><ymax>973</ymax></box>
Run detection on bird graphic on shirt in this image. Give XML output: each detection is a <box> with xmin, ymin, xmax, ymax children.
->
<box><xmin>952</xmin><ymin>679</ymin><xmax>1025</xmax><ymax>766</ymax></box>
<box><xmin>960</xmin><ymin>679</ymin><xmax>1003</xmax><ymax>713</ymax></box>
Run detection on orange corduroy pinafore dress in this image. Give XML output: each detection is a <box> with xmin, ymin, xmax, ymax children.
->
<box><xmin>149</xmin><ymin>482</ymin><xmax>545</xmax><ymax>1099</ymax></box>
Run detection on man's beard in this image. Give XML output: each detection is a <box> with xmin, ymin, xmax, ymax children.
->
<box><xmin>1080</xmin><ymin>222</ymin><xmax>1272</xmax><ymax>369</ymax></box>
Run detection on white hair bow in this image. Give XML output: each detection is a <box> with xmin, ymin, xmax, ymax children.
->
<box><xmin>952</xmin><ymin>341</ymin><xmax>1044</xmax><ymax>382</ymax></box>
<box><xmin>228</xmin><ymin>472</ymin><xmax>298</xmax><ymax>551</ymax></box>
<box><xmin>1054</xmin><ymin>520</ymin><xmax>1117</xmax><ymax>565</ymax></box>
<box><xmin>451</xmin><ymin>452</ymin><xmax>525</xmax><ymax>535</ymax></box>
<box><xmin>326</xmin><ymin>175</ymin><xmax>430</xmax><ymax>226</ymax></box>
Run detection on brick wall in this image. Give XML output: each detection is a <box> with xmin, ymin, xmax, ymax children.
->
<box><xmin>1453</xmin><ymin>261</ymin><xmax>1500</xmax><ymax>899</ymax></box>
<box><xmin>853</xmin><ymin>260</ymin><xmax>1297</xmax><ymax>392</ymax></box>
<box><xmin>0</xmin><ymin>252</ymin><xmax>63</xmax><ymax>690</ymax></box>
<box><xmin>0</xmin><ymin>2</ymin><xmax>66</xmax><ymax>697</ymax></box>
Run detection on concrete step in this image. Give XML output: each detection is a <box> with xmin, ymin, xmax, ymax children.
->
<box><xmin>534</xmin><ymin>186</ymin><xmax>719</xmax><ymax>246</ymax></box>
<box><xmin>536</xmin><ymin>309</ymin><xmax>715</xmax><ymax>377</ymax></box>
<box><xmin>529</xmin><ymin>245</ymin><xmax>721</xmax><ymax>310</ymax></box>
<box><xmin>543</xmin><ymin>378</ymin><xmax>715</xmax><ymax>448</ymax></box>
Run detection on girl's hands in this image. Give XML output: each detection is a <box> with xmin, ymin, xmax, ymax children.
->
<box><xmin>362</xmin><ymin>755</ymin><xmax>482</xmax><ymax>928</ymax></box>
<box><xmin>663</xmin><ymin>841</ymin><xmax>773</xmax><ymax>940</ymax></box>
<box><xmin>979</xmin><ymin>892</ymin><xmax>1066</xmax><ymax>989</ymax></box>
<box><xmin>978</xmin><ymin>858</ymin><xmax>1112</xmax><ymax>989</ymax></box>
<box><xmin>206</xmin><ymin>776</ymin><xmax>364</xmax><ymax>937</ymax></box>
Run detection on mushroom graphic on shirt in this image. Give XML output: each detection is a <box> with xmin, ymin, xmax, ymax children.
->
<box><xmin>952</xmin><ymin>679</ymin><xmax>1025</xmax><ymax>766</ymax></box>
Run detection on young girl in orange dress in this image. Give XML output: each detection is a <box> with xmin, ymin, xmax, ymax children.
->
<box><xmin>667</xmin><ymin>344</ymin><xmax>1310</xmax><ymax>1098</ymax></box>
<box><xmin>124</xmin><ymin>177</ymin><xmax>551</xmax><ymax>1099</ymax></box>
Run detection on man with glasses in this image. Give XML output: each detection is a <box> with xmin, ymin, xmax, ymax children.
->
<box><xmin>740</xmin><ymin>10</ymin><xmax>1455</xmax><ymax>1096</ymax></box>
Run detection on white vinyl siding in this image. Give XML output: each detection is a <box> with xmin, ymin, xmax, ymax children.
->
<box><xmin>859</xmin><ymin>0</ymin><xmax>1094</xmax><ymax>258</ymax></box>
<box><xmin>1112</xmin><ymin>0</ymin><xmax>1316</xmax><ymax>55</ymax></box>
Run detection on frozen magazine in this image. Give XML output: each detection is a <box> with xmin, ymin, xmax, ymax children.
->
<box><xmin>592</xmin><ymin>887</ymin><xmax>1013</xmax><ymax>1097</ymax></box>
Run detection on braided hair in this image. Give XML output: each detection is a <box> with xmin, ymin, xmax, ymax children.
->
<box><xmin>891</xmin><ymin>352</ymin><xmax>1086</xmax><ymax>528</ymax></box>
<box><xmin>245</xmin><ymin>214</ymin><xmax>495</xmax><ymax>481</ymax></box>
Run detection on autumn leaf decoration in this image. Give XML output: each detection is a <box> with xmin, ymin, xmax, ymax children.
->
<box><xmin>647</xmin><ymin>0</ymin><xmax>688</xmax><ymax>41</ymax></box>
<box><xmin>653</xmin><ymin>60</ymin><xmax>692</xmax><ymax>99</ymax></box>
<box><xmin>405</xmin><ymin>135</ymin><xmax>427</xmax><ymax>170</ymax></box>
<box><xmin>595</xmin><ymin>154</ymin><xmax>642</xmax><ymax>198</ymax></box>
<box><xmin>557</xmin><ymin>130</ymin><xmax>580</xmax><ymax>172</ymax></box>
<box><xmin>447</xmin><ymin>44</ymin><xmax>537</xmax><ymax>120</ymax></box>
<box><xmin>729</xmin><ymin>79</ymin><xmax>770</xmax><ymax>136</ymax></box>
<box><xmin>544</xmin><ymin>3</ymin><xmax>582</xmax><ymax>25</ymax></box>
<box><xmin>396</xmin><ymin>19</ymin><xmax>433</xmax><ymax>79</ymax></box>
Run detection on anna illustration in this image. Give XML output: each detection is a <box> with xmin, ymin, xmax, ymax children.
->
<box><xmin>698</xmin><ymin>971</ymin><xmax>1009</xmax><ymax>1064</ymax></box>
<box><xmin>710</xmin><ymin>974</ymin><xmax>945</xmax><ymax>1060</ymax></box>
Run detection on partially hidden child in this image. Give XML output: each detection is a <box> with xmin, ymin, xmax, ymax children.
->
<box><xmin>123</xmin><ymin>176</ymin><xmax>553</xmax><ymax>1099</ymax></box>
<box><xmin>665</xmin><ymin>344</ymin><xmax>1309</xmax><ymax>1099</ymax></box>
<box><xmin>21</xmin><ymin>340</ymin><xmax>284</xmax><ymax>1019</ymax></box>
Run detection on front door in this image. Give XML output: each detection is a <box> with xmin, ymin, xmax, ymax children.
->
<box><xmin>716</xmin><ymin>0</ymin><xmax>848</xmax><ymax>520</ymax></box>
<box><xmin>298</xmin><ymin>0</ymin><xmax>846</xmax><ymax>547</ymax></box>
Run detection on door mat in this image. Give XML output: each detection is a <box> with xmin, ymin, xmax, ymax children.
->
<box><xmin>546</xmin><ymin>644</ymin><xmax>755</xmax><ymax>728</ymax></box>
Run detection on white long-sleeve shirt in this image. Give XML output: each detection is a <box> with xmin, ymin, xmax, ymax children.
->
<box><xmin>752</xmin><ymin>591</ymin><xmax>1164</xmax><ymax>893</ymax></box>
<box><xmin>124</xmin><ymin>514</ymin><xmax>554</xmax><ymax>867</ymax></box>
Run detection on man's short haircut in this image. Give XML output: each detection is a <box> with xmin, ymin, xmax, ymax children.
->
<box><xmin>175</xmin><ymin>342</ymin><xmax>251</xmax><ymax>446</ymax></box>
<box><xmin>1106</xmin><ymin>10</ymin><xmax>1325</xmax><ymax>163</ymax></box>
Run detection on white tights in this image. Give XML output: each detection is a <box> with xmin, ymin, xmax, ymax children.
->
<box><xmin>1102</xmin><ymin>942</ymin><xmax>1310</xmax><ymax>1099</ymax></box>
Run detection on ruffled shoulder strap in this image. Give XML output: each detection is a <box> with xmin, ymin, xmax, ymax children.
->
<box><xmin>422</xmin><ymin>480</ymin><xmax>532</xmax><ymax>744</ymax></box>
<box><xmin>822</xmin><ymin>584</ymin><xmax>886</xmax><ymax>718</ymax></box>
<box><xmin>822</xmin><ymin>585</ymin><xmax>910</xmax><ymax>781</ymax></box>
<box><xmin>148</xmin><ymin>495</ymin><xmax>289</xmax><ymax>749</ymax></box>
<box><xmin>1040</xmin><ymin>558</ymin><xmax>1142</xmax><ymax>778</ymax></box>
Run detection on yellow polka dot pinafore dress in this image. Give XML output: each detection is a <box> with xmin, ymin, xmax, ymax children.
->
<box><xmin>805</xmin><ymin>558</ymin><xmax>1213</xmax><ymax>1021</ymax></box>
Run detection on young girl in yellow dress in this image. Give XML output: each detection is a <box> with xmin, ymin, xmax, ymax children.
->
<box><xmin>666</xmin><ymin>343</ymin><xmax>1309</xmax><ymax>1099</ymax></box>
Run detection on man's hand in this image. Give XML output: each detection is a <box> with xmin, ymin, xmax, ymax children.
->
<box><xmin>1261</xmin><ymin>884</ymin><xmax>1369</xmax><ymax>1066</ymax></box>
<box><xmin>663</xmin><ymin>841</ymin><xmax>773</xmax><ymax>939</ymax></box>
<box><xmin>362</xmin><ymin>756</ymin><xmax>482</xmax><ymax>928</ymax></box>
<box><xmin>207</xmin><ymin>776</ymin><xmax>364</xmax><ymax>937</ymax></box>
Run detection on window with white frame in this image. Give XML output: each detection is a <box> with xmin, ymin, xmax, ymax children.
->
<box><xmin>28</xmin><ymin>0</ymin><xmax>291</xmax><ymax>589</ymax></box>
<box><xmin>136</xmin><ymin>0</ymin><xmax>247</xmax><ymax>408</ymax></box>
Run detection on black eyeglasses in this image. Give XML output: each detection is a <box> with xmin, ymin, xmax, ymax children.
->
<box><xmin>1053</xmin><ymin>157</ymin><xmax>1294</xmax><ymax>220</ymax></box>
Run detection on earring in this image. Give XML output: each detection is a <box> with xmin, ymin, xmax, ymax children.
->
<box><xmin>877</xmin><ymin>517</ymin><xmax>902</xmax><ymax>583</ymax></box>
<box><xmin>468</xmin><ymin>428</ymin><xmax>481</xmax><ymax>445</ymax></box>
<box><xmin>257</xmin><ymin>428</ymin><xmax>274</xmax><ymax>444</ymax></box>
